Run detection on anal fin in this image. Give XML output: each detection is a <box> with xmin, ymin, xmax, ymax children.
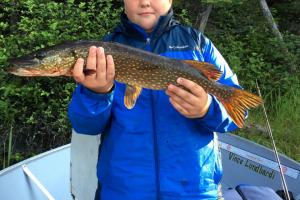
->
<box><xmin>184</xmin><ymin>60</ymin><xmax>222</xmax><ymax>81</ymax></box>
<box><xmin>124</xmin><ymin>85</ymin><xmax>142</xmax><ymax>109</ymax></box>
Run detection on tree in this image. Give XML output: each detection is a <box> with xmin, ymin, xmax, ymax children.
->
<box><xmin>196</xmin><ymin>5</ymin><xmax>213</xmax><ymax>33</ymax></box>
<box><xmin>257</xmin><ymin>0</ymin><xmax>283</xmax><ymax>41</ymax></box>
<box><xmin>257</xmin><ymin>0</ymin><xmax>296</xmax><ymax>72</ymax></box>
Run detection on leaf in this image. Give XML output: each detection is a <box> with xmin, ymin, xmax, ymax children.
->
<box><xmin>49</xmin><ymin>22</ymin><xmax>58</xmax><ymax>30</ymax></box>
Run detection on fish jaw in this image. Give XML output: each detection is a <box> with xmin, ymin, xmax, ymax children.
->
<box><xmin>8</xmin><ymin>67</ymin><xmax>72</xmax><ymax>77</ymax></box>
<box><xmin>8</xmin><ymin>67</ymin><xmax>42</xmax><ymax>76</ymax></box>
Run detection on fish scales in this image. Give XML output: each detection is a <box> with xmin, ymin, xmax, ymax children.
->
<box><xmin>103</xmin><ymin>42</ymin><xmax>216</xmax><ymax>91</ymax></box>
<box><xmin>63</xmin><ymin>41</ymin><xmax>199</xmax><ymax>90</ymax></box>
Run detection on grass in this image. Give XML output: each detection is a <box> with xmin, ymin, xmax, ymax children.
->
<box><xmin>8</xmin><ymin>125</ymin><xmax>13</xmax><ymax>166</ymax></box>
<box><xmin>1</xmin><ymin>125</ymin><xmax>28</xmax><ymax>170</ymax></box>
<box><xmin>236</xmin><ymin>85</ymin><xmax>300</xmax><ymax>162</ymax></box>
<box><xmin>2</xmin><ymin>125</ymin><xmax>13</xmax><ymax>169</ymax></box>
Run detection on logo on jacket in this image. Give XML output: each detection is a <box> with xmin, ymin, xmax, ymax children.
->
<box><xmin>168</xmin><ymin>45</ymin><xmax>189</xmax><ymax>50</ymax></box>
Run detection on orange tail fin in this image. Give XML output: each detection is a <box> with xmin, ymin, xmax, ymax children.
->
<box><xmin>217</xmin><ymin>88</ymin><xmax>263</xmax><ymax>128</ymax></box>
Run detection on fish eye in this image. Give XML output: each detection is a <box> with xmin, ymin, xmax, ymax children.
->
<box><xmin>35</xmin><ymin>52</ymin><xmax>47</xmax><ymax>60</ymax></box>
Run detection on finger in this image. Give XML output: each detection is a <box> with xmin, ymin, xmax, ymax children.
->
<box><xmin>169</xmin><ymin>98</ymin><xmax>189</xmax><ymax>116</ymax></box>
<box><xmin>106</xmin><ymin>55</ymin><xmax>115</xmax><ymax>82</ymax></box>
<box><xmin>86</xmin><ymin>46</ymin><xmax>97</xmax><ymax>70</ymax></box>
<box><xmin>167</xmin><ymin>84</ymin><xmax>198</xmax><ymax>104</ymax></box>
<box><xmin>177</xmin><ymin>77</ymin><xmax>206</xmax><ymax>98</ymax></box>
<box><xmin>166</xmin><ymin>89</ymin><xmax>194</xmax><ymax>111</ymax></box>
<box><xmin>96</xmin><ymin>47</ymin><xmax>106</xmax><ymax>79</ymax></box>
<box><xmin>73</xmin><ymin>58</ymin><xmax>85</xmax><ymax>83</ymax></box>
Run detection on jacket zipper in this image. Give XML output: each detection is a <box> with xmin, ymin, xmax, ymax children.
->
<box><xmin>146</xmin><ymin>37</ymin><xmax>151</xmax><ymax>51</ymax></box>
<box><xmin>145</xmin><ymin>37</ymin><xmax>160</xmax><ymax>200</ymax></box>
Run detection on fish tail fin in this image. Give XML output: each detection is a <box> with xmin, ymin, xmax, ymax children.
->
<box><xmin>216</xmin><ymin>87</ymin><xmax>263</xmax><ymax>128</ymax></box>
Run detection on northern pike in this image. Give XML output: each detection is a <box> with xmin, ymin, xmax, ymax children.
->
<box><xmin>8</xmin><ymin>40</ymin><xmax>263</xmax><ymax>128</ymax></box>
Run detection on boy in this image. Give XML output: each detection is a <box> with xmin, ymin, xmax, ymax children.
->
<box><xmin>68</xmin><ymin>0</ymin><xmax>241</xmax><ymax>199</ymax></box>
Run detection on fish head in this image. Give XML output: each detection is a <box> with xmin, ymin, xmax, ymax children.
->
<box><xmin>8</xmin><ymin>47</ymin><xmax>76</xmax><ymax>77</ymax></box>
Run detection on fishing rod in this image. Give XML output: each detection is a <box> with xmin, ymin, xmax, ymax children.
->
<box><xmin>256</xmin><ymin>80</ymin><xmax>291</xmax><ymax>200</ymax></box>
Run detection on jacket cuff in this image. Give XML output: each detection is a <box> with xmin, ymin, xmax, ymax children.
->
<box><xmin>197</xmin><ymin>95</ymin><xmax>238</xmax><ymax>132</ymax></box>
<box><xmin>79</xmin><ymin>84</ymin><xmax>114</xmax><ymax>100</ymax></box>
<box><xmin>198</xmin><ymin>94</ymin><xmax>215</xmax><ymax>122</ymax></box>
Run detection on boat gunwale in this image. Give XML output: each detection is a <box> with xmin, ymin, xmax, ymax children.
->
<box><xmin>0</xmin><ymin>144</ymin><xmax>70</xmax><ymax>176</ymax></box>
<box><xmin>218</xmin><ymin>133</ymin><xmax>300</xmax><ymax>171</ymax></box>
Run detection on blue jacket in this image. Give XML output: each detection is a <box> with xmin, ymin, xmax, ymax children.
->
<box><xmin>68</xmin><ymin>10</ymin><xmax>240</xmax><ymax>200</ymax></box>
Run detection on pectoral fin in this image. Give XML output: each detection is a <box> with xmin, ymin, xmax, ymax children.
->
<box><xmin>183</xmin><ymin>60</ymin><xmax>222</xmax><ymax>81</ymax></box>
<box><xmin>124</xmin><ymin>85</ymin><xmax>142</xmax><ymax>109</ymax></box>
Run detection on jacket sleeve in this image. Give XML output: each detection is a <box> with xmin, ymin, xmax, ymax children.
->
<box><xmin>197</xmin><ymin>33</ymin><xmax>242</xmax><ymax>133</ymax></box>
<box><xmin>68</xmin><ymin>84</ymin><xmax>114</xmax><ymax>135</ymax></box>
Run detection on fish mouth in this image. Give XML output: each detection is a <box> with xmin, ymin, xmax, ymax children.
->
<box><xmin>7</xmin><ymin>67</ymin><xmax>46</xmax><ymax>76</ymax></box>
<box><xmin>9</xmin><ymin>60</ymin><xmax>37</xmax><ymax>67</ymax></box>
<box><xmin>7</xmin><ymin>57</ymin><xmax>48</xmax><ymax>76</ymax></box>
<box><xmin>8</xmin><ymin>54</ymin><xmax>39</xmax><ymax>66</ymax></box>
<box><xmin>7</xmin><ymin>67</ymin><xmax>70</xmax><ymax>77</ymax></box>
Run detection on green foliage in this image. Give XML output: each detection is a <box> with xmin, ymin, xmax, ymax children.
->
<box><xmin>205</xmin><ymin>1</ymin><xmax>299</xmax><ymax>98</ymax></box>
<box><xmin>0</xmin><ymin>0</ymin><xmax>122</xmax><ymax>169</ymax></box>
<box><xmin>0</xmin><ymin>0</ymin><xmax>122</xmax><ymax>60</ymax></box>
<box><xmin>236</xmin><ymin>84</ymin><xmax>300</xmax><ymax>162</ymax></box>
<box><xmin>272</xmin><ymin>0</ymin><xmax>300</xmax><ymax>35</ymax></box>
<box><xmin>0</xmin><ymin>0</ymin><xmax>299</xmax><ymax>170</ymax></box>
<box><xmin>174</xmin><ymin>9</ymin><xmax>192</xmax><ymax>26</ymax></box>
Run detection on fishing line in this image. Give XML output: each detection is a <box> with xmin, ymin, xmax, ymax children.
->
<box><xmin>255</xmin><ymin>80</ymin><xmax>291</xmax><ymax>200</ymax></box>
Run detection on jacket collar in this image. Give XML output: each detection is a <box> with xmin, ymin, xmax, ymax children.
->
<box><xmin>115</xmin><ymin>9</ymin><xmax>179</xmax><ymax>41</ymax></box>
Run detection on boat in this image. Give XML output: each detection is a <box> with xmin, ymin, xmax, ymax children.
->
<box><xmin>0</xmin><ymin>131</ymin><xmax>299</xmax><ymax>200</ymax></box>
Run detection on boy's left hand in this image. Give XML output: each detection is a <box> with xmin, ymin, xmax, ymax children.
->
<box><xmin>165</xmin><ymin>77</ymin><xmax>211</xmax><ymax>118</ymax></box>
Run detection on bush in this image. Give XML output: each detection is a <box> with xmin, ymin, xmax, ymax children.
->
<box><xmin>205</xmin><ymin>1</ymin><xmax>299</xmax><ymax>100</ymax></box>
<box><xmin>1</xmin><ymin>0</ymin><xmax>299</xmax><ymax>169</ymax></box>
<box><xmin>0</xmin><ymin>0</ymin><xmax>122</xmax><ymax>169</ymax></box>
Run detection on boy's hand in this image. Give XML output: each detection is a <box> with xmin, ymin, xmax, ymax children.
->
<box><xmin>165</xmin><ymin>78</ymin><xmax>210</xmax><ymax>118</ymax></box>
<box><xmin>73</xmin><ymin>46</ymin><xmax>115</xmax><ymax>93</ymax></box>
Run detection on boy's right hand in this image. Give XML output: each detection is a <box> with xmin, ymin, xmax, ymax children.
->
<box><xmin>73</xmin><ymin>46</ymin><xmax>115</xmax><ymax>93</ymax></box>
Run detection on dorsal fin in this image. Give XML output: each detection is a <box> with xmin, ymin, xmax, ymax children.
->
<box><xmin>183</xmin><ymin>60</ymin><xmax>222</xmax><ymax>81</ymax></box>
<box><xmin>124</xmin><ymin>85</ymin><xmax>142</xmax><ymax>109</ymax></box>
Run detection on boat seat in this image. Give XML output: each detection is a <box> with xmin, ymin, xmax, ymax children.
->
<box><xmin>223</xmin><ymin>185</ymin><xmax>283</xmax><ymax>200</ymax></box>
